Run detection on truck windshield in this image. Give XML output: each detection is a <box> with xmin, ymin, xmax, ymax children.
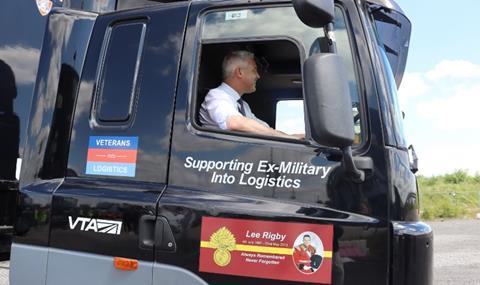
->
<box><xmin>201</xmin><ymin>5</ymin><xmax>363</xmax><ymax>143</ymax></box>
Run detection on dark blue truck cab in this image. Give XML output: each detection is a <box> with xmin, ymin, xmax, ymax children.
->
<box><xmin>6</xmin><ymin>0</ymin><xmax>432</xmax><ymax>284</ymax></box>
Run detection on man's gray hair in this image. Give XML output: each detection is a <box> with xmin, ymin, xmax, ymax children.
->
<box><xmin>222</xmin><ymin>50</ymin><xmax>255</xmax><ymax>80</ymax></box>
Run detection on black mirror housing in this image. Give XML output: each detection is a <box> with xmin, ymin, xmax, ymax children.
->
<box><xmin>293</xmin><ymin>0</ymin><xmax>334</xmax><ymax>28</ymax></box>
<box><xmin>303</xmin><ymin>53</ymin><xmax>354</xmax><ymax>148</ymax></box>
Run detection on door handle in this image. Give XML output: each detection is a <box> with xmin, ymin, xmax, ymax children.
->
<box><xmin>139</xmin><ymin>215</ymin><xmax>156</xmax><ymax>250</ymax></box>
<box><xmin>155</xmin><ymin>216</ymin><xmax>176</xmax><ymax>252</ymax></box>
<box><xmin>139</xmin><ymin>215</ymin><xmax>176</xmax><ymax>252</ymax></box>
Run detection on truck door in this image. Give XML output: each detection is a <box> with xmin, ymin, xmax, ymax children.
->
<box><xmin>44</xmin><ymin>3</ymin><xmax>189</xmax><ymax>285</ymax></box>
<box><xmin>158</xmin><ymin>1</ymin><xmax>390</xmax><ymax>285</ymax></box>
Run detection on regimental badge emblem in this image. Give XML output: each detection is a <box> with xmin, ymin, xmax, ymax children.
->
<box><xmin>36</xmin><ymin>0</ymin><xmax>53</xmax><ymax>16</ymax></box>
<box><xmin>209</xmin><ymin>227</ymin><xmax>236</xmax><ymax>267</ymax></box>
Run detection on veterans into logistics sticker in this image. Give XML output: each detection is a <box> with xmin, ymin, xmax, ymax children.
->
<box><xmin>85</xmin><ymin>136</ymin><xmax>138</xmax><ymax>177</ymax></box>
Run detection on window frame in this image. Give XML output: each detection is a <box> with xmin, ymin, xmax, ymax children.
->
<box><xmin>334</xmin><ymin>3</ymin><xmax>369</xmax><ymax>149</ymax></box>
<box><xmin>191</xmin><ymin>35</ymin><xmax>308</xmax><ymax>145</ymax></box>
<box><xmin>90</xmin><ymin>18</ymin><xmax>148</xmax><ymax>130</ymax></box>
<box><xmin>188</xmin><ymin>3</ymin><xmax>368</xmax><ymax>149</ymax></box>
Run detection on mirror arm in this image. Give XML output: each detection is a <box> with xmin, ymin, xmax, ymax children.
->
<box><xmin>408</xmin><ymin>144</ymin><xmax>419</xmax><ymax>174</ymax></box>
<box><xmin>341</xmin><ymin>146</ymin><xmax>365</xmax><ymax>183</ymax></box>
<box><xmin>323</xmin><ymin>23</ymin><xmax>337</xmax><ymax>53</ymax></box>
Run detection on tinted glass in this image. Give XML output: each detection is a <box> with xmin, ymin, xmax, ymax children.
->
<box><xmin>379</xmin><ymin>46</ymin><xmax>407</xmax><ymax>147</ymax></box>
<box><xmin>97</xmin><ymin>22</ymin><xmax>145</xmax><ymax>122</ymax></box>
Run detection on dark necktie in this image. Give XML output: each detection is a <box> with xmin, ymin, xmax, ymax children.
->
<box><xmin>237</xmin><ymin>98</ymin><xmax>246</xmax><ymax>116</ymax></box>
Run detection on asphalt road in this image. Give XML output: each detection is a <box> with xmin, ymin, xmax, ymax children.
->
<box><xmin>431</xmin><ymin>219</ymin><xmax>480</xmax><ymax>285</ymax></box>
<box><xmin>0</xmin><ymin>219</ymin><xmax>479</xmax><ymax>285</ymax></box>
<box><xmin>0</xmin><ymin>261</ymin><xmax>7</xmax><ymax>285</ymax></box>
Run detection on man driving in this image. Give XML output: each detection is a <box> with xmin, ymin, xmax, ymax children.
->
<box><xmin>199</xmin><ymin>50</ymin><xmax>303</xmax><ymax>140</ymax></box>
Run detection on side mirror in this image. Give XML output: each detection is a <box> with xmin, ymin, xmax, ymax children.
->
<box><xmin>293</xmin><ymin>0</ymin><xmax>334</xmax><ymax>28</ymax></box>
<box><xmin>304</xmin><ymin>53</ymin><xmax>366</xmax><ymax>183</ymax></box>
<box><xmin>303</xmin><ymin>53</ymin><xmax>354</xmax><ymax>147</ymax></box>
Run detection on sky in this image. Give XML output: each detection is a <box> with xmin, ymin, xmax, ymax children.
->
<box><xmin>395</xmin><ymin>0</ymin><xmax>480</xmax><ymax>176</ymax></box>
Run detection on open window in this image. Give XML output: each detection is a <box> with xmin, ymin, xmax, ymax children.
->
<box><xmin>193</xmin><ymin>5</ymin><xmax>363</xmax><ymax>145</ymax></box>
<box><xmin>196</xmin><ymin>40</ymin><xmax>304</xmax><ymax>134</ymax></box>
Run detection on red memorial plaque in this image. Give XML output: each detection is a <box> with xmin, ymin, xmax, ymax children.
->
<box><xmin>199</xmin><ymin>217</ymin><xmax>333</xmax><ymax>284</ymax></box>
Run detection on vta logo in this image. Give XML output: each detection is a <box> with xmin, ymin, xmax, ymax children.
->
<box><xmin>68</xmin><ymin>216</ymin><xmax>122</xmax><ymax>235</ymax></box>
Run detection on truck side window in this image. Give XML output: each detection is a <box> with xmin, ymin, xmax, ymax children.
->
<box><xmin>94</xmin><ymin>21</ymin><xmax>146</xmax><ymax>124</ymax></box>
<box><xmin>196</xmin><ymin>5</ymin><xmax>363</xmax><ymax>144</ymax></box>
<box><xmin>276</xmin><ymin>100</ymin><xmax>305</xmax><ymax>135</ymax></box>
<box><xmin>379</xmin><ymin>45</ymin><xmax>407</xmax><ymax>147</ymax></box>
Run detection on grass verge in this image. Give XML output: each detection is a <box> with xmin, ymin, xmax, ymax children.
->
<box><xmin>419</xmin><ymin>170</ymin><xmax>480</xmax><ymax>220</ymax></box>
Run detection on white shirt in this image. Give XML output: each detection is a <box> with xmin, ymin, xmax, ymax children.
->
<box><xmin>199</xmin><ymin>83</ymin><xmax>269</xmax><ymax>130</ymax></box>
